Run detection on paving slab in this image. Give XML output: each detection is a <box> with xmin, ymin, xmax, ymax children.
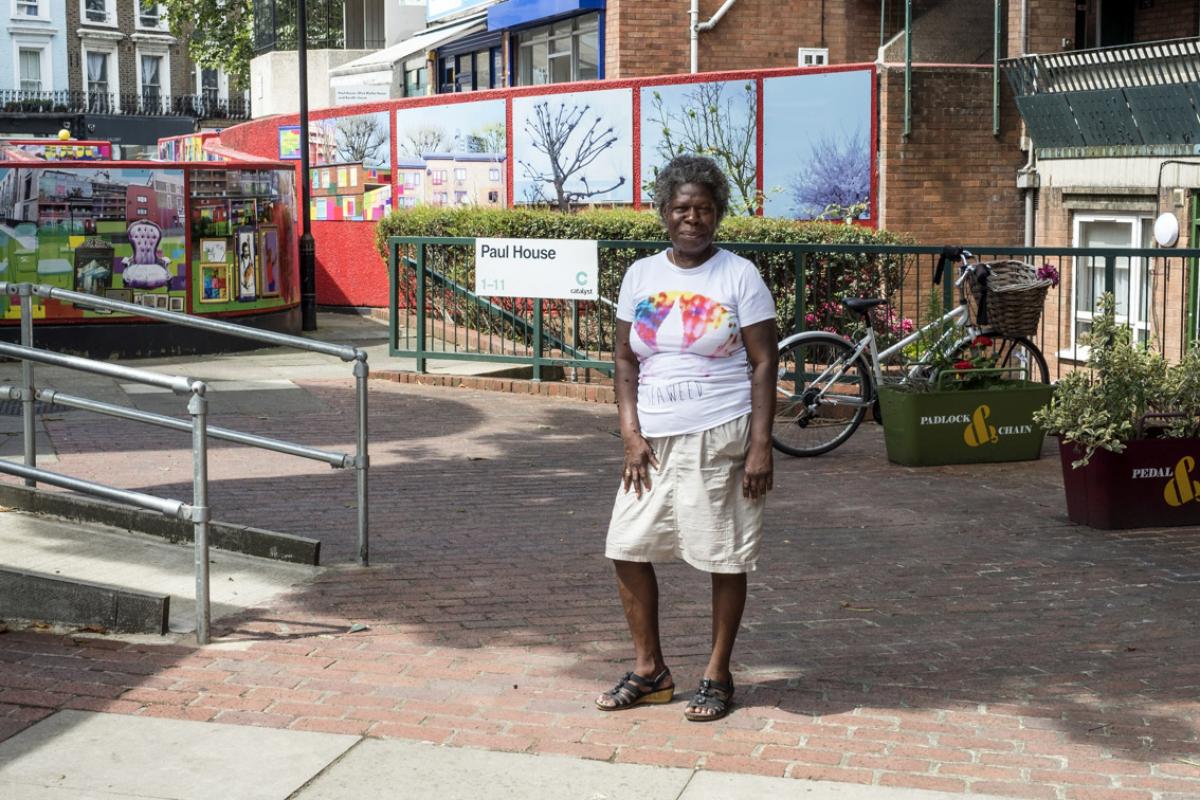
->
<box><xmin>293</xmin><ymin>737</ymin><xmax>693</xmax><ymax>800</ymax></box>
<box><xmin>0</xmin><ymin>710</ymin><xmax>358</xmax><ymax>800</ymax></box>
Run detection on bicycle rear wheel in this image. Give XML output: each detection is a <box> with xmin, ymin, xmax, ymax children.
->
<box><xmin>951</xmin><ymin>334</ymin><xmax>1049</xmax><ymax>384</ymax></box>
<box><xmin>773</xmin><ymin>333</ymin><xmax>872</xmax><ymax>457</ymax></box>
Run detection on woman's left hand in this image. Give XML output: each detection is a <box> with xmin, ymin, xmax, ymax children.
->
<box><xmin>743</xmin><ymin>441</ymin><xmax>773</xmax><ymax>500</ymax></box>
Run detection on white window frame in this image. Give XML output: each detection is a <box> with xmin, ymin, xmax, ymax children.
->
<box><xmin>81</xmin><ymin>0</ymin><xmax>117</xmax><ymax>27</ymax></box>
<box><xmin>81</xmin><ymin>44</ymin><xmax>119</xmax><ymax>109</ymax></box>
<box><xmin>136</xmin><ymin>47</ymin><xmax>171</xmax><ymax>106</ymax></box>
<box><xmin>193</xmin><ymin>65</ymin><xmax>228</xmax><ymax>103</ymax></box>
<box><xmin>13</xmin><ymin>0</ymin><xmax>47</xmax><ymax>21</ymax></box>
<box><xmin>14</xmin><ymin>40</ymin><xmax>50</xmax><ymax>92</ymax></box>
<box><xmin>1066</xmin><ymin>212</ymin><xmax>1154</xmax><ymax>357</ymax></box>
<box><xmin>798</xmin><ymin>47</ymin><xmax>829</xmax><ymax>67</ymax></box>
<box><xmin>135</xmin><ymin>1</ymin><xmax>167</xmax><ymax>31</ymax></box>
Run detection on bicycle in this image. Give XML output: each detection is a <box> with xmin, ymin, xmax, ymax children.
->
<box><xmin>772</xmin><ymin>248</ymin><xmax>1050</xmax><ymax>457</ymax></box>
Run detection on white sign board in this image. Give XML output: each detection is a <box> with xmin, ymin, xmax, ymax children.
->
<box><xmin>474</xmin><ymin>238</ymin><xmax>598</xmax><ymax>300</ymax></box>
<box><xmin>334</xmin><ymin>85</ymin><xmax>391</xmax><ymax>106</ymax></box>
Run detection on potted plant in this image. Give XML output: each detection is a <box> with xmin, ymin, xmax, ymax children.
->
<box><xmin>1034</xmin><ymin>293</ymin><xmax>1200</xmax><ymax>529</ymax></box>
<box><xmin>878</xmin><ymin>295</ymin><xmax>1054</xmax><ymax>466</ymax></box>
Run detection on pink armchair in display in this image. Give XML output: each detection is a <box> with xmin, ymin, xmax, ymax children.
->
<box><xmin>120</xmin><ymin>219</ymin><xmax>172</xmax><ymax>289</ymax></box>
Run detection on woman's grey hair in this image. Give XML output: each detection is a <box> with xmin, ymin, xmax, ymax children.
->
<box><xmin>653</xmin><ymin>154</ymin><xmax>731</xmax><ymax>224</ymax></box>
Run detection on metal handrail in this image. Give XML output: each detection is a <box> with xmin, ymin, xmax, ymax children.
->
<box><xmin>0</xmin><ymin>281</ymin><xmax>372</xmax><ymax>642</ymax></box>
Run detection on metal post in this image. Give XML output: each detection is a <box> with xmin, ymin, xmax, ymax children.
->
<box><xmin>903</xmin><ymin>0</ymin><xmax>912</xmax><ymax>139</ymax></box>
<box><xmin>353</xmin><ymin>356</ymin><xmax>369</xmax><ymax>567</ymax></box>
<box><xmin>532</xmin><ymin>298</ymin><xmax>544</xmax><ymax>382</ymax></box>
<box><xmin>992</xmin><ymin>0</ymin><xmax>1001</xmax><ymax>136</ymax></box>
<box><xmin>794</xmin><ymin>251</ymin><xmax>807</xmax><ymax>334</ymax></box>
<box><xmin>388</xmin><ymin>240</ymin><xmax>398</xmax><ymax>353</ymax></box>
<box><xmin>18</xmin><ymin>285</ymin><xmax>34</xmax><ymax>486</ymax></box>
<box><xmin>188</xmin><ymin>387</ymin><xmax>211</xmax><ymax>645</ymax></box>
<box><xmin>298</xmin><ymin>0</ymin><xmax>317</xmax><ymax>332</ymax></box>
<box><xmin>1104</xmin><ymin>255</ymin><xmax>1117</xmax><ymax>297</ymax></box>
<box><xmin>415</xmin><ymin>243</ymin><xmax>427</xmax><ymax>373</ymax></box>
<box><xmin>879</xmin><ymin>0</ymin><xmax>886</xmax><ymax>48</ymax></box>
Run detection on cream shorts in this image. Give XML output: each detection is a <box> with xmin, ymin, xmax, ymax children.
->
<box><xmin>605</xmin><ymin>414</ymin><xmax>764</xmax><ymax>574</ymax></box>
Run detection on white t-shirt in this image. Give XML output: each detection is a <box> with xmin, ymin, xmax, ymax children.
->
<box><xmin>616</xmin><ymin>248</ymin><xmax>777</xmax><ymax>437</ymax></box>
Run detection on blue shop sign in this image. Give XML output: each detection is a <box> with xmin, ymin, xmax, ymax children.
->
<box><xmin>427</xmin><ymin>0</ymin><xmax>494</xmax><ymax>22</ymax></box>
<box><xmin>487</xmin><ymin>0</ymin><xmax>605</xmax><ymax>30</ymax></box>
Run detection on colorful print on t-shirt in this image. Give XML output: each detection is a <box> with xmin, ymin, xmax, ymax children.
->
<box><xmin>632</xmin><ymin>291</ymin><xmax>740</xmax><ymax>357</ymax></box>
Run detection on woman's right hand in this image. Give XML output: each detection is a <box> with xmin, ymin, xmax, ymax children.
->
<box><xmin>622</xmin><ymin>433</ymin><xmax>659</xmax><ymax>499</ymax></box>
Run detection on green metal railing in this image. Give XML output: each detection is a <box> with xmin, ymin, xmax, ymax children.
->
<box><xmin>388</xmin><ymin>236</ymin><xmax>1200</xmax><ymax>381</ymax></box>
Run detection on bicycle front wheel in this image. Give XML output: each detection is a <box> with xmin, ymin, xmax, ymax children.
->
<box><xmin>774</xmin><ymin>333</ymin><xmax>872</xmax><ymax>457</ymax></box>
<box><xmin>951</xmin><ymin>334</ymin><xmax>1049</xmax><ymax>384</ymax></box>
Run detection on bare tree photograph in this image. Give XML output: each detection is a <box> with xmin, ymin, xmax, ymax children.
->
<box><xmin>513</xmin><ymin>90</ymin><xmax>632</xmax><ymax>210</ymax></box>
<box><xmin>762</xmin><ymin>69</ymin><xmax>874</xmax><ymax>220</ymax></box>
<box><xmin>640</xmin><ymin>80</ymin><xmax>758</xmax><ymax>215</ymax></box>
<box><xmin>333</xmin><ymin>112</ymin><xmax>390</xmax><ymax>169</ymax></box>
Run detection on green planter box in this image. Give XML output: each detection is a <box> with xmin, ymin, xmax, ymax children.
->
<box><xmin>878</xmin><ymin>377</ymin><xmax>1053</xmax><ymax>466</ymax></box>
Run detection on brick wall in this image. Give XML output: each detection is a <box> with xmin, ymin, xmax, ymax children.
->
<box><xmin>605</xmin><ymin>0</ymin><xmax>880</xmax><ymax>79</ymax></box>
<box><xmin>1016</xmin><ymin>1</ymin><xmax>1076</xmax><ymax>55</ymax></box>
<box><xmin>878</xmin><ymin>66</ymin><xmax>1026</xmax><ymax>245</ymax></box>
<box><xmin>69</xmin><ymin>0</ymin><xmax>192</xmax><ymax>97</ymax></box>
<box><xmin>1136</xmin><ymin>0</ymin><xmax>1200</xmax><ymax>42</ymax></box>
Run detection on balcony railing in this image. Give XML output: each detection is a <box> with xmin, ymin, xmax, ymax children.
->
<box><xmin>1001</xmin><ymin>36</ymin><xmax>1200</xmax><ymax>153</ymax></box>
<box><xmin>0</xmin><ymin>90</ymin><xmax>250</xmax><ymax>120</ymax></box>
<box><xmin>1003</xmin><ymin>36</ymin><xmax>1200</xmax><ymax>95</ymax></box>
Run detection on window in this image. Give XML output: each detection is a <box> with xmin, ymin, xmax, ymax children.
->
<box><xmin>517</xmin><ymin>13</ymin><xmax>600</xmax><ymax>86</ymax></box>
<box><xmin>15</xmin><ymin>0</ymin><xmax>39</xmax><ymax>17</ymax></box>
<box><xmin>433</xmin><ymin>192</ymin><xmax>448</xmax><ymax>206</ymax></box>
<box><xmin>84</xmin><ymin>0</ymin><xmax>111</xmax><ymax>24</ymax></box>
<box><xmin>454</xmin><ymin>168</ymin><xmax>466</xmax><ymax>181</ymax></box>
<box><xmin>18</xmin><ymin>49</ymin><xmax>42</xmax><ymax>92</ymax></box>
<box><xmin>404</xmin><ymin>66</ymin><xmax>426</xmax><ymax>97</ymax></box>
<box><xmin>487</xmin><ymin>190</ymin><xmax>499</xmax><ymax>203</ymax></box>
<box><xmin>488</xmin><ymin>168</ymin><xmax>500</xmax><ymax>182</ymax></box>
<box><xmin>798</xmin><ymin>47</ymin><xmax>829</xmax><ymax>66</ymax></box>
<box><xmin>141</xmin><ymin>54</ymin><xmax>163</xmax><ymax>109</ymax></box>
<box><xmin>430</xmin><ymin>170</ymin><xmax>446</xmax><ymax>185</ymax></box>
<box><xmin>404</xmin><ymin>172</ymin><xmax>422</xmax><ymax>188</ymax></box>
<box><xmin>455</xmin><ymin>191</ymin><xmax>468</xmax><ymax>205</ymax></box>
<box><xmin>138</xmin><ymin>0</ymin><xmax>163</xmax><ymax>28</ymax></box>
<box><xmin>85</xmin><ymin>50</ymin><xmax>111</xmax><ymax>111</ymax></box>
<box><xmin>1070</xmin><ymin>213</ymin><xmax>1154</xmax><ymax>353</ymax></box>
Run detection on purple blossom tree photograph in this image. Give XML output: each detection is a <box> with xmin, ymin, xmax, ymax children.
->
<box><xmin>762</xmin><ymin>69</ymin><xmax>874</xmax><ymax>220</ymax></box>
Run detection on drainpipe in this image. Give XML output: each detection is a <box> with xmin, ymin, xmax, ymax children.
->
<box><xmin>1018</xmin><ymin>138</ymin><xmax>1039</xmax><ymax>247</ymax></box>
<box><xmin>690</xmin><ymin>0</ymin><xmax>738</xmax><ymax>74</ymax></box>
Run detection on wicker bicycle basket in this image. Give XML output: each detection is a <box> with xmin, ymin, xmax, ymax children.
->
<box><xmin>964</xmin><ymin>260</ymin><xmax>1052</xmax><ymax>338</ymax></box>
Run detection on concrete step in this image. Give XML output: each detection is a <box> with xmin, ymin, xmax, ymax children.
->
<box><xmin>0</xmin><ymin>508</ymin><xmax>317</xmax><ymax>639</ymax></box>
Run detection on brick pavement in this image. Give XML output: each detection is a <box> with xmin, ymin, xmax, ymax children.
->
<box><xmin>4</xmin><ymin>378</ymin><xmax>1200</xmax><ymax>798</ymax></box>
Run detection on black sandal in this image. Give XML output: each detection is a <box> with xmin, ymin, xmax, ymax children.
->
<box><xmin>684</xmin><ymin>677</ymin><xmax>734</xmax><ymax>722</ymax></box>
<box><xmin>595</xmin><ymin>668</ymin><xmax>673</xmax><ymax>711</ymax></box>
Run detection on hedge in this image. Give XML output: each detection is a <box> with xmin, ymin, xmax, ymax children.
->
<box><xmin>375</xmin><ymin>206</ymin><xmax>916</xmax><ymax>341</ymax></box>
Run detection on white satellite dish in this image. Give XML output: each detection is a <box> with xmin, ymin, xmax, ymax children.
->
<box><xmin>1154</xmin><ymin>212</ymin><xmax>1180</xmax><ymax>248</ymax></box>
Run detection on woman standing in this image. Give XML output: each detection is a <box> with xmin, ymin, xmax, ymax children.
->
<box><xmin>595</xmin><ymin>155</ymin><xmax>778</xmax><ymax>722</ymax></box>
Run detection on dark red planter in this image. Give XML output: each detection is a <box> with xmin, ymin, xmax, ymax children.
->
<box><xmin>1059</xmin><ymin>437</ymin><xmax>1200</xmax><ymax>529</ymax></box>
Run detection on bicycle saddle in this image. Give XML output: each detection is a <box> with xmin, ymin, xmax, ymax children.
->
<box><xmin>841</xmin><ymin>298</ymin><xmax>887</xmax><ymax>315</ymax></box>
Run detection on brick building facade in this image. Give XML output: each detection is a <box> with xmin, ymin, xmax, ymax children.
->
<box><xmin>67</xmin><ymin>0</ymin><xmax>189</xmax><ymax>100</ymax></box>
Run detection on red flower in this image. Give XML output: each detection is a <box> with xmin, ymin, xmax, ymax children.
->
<box><xmin>972</xmin><ymin>336</ymin><xmax>993</xmax><ymax>347</ymax></box>
<box><xmin>954</xmin><ymin>360</ymin><xmax>974</xmax><ymax>370</ymax></box>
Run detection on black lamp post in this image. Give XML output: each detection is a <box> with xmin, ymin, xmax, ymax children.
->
<box><xmin>298</xmin><ymin>0</ymin><xmax>317</xmax><ymax>331</ymax></box>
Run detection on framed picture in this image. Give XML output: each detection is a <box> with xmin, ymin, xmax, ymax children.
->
<box><xmin>104</xmin><ymin>288</ymin><xmax>133</xmax><ymax>304</ymax></box>
<box><xmin>230</xmin><ymin>199</ymin><xmax>256</xmax><ymax>229</ymax></box>
<box><xmin>73</xmin><ymin>238</ymin><xmax>115</xmax><ymax>297</ymax></box>
<box><xmin>168</xmin><ymin>296</ymin><xmax>184</xmax><ymax>312</ymax></box>
<box><xmin>199</xmin><ymin>264</ymin><xmax>230</xmax><ymax>303</ymax></box>
<box><xmin>132</xmin><ymin>292</ymin><xmax>145</xmax><ymax>306</ymax></box>
<box><xmin>200</xmin><ymin>238</ymin><xmax>227</xmax><ymax>264</ymax></box>
<box><xmin>140</xmin><ymin>294</ymin><xmax>157</xmax><ymax>308</ymax></box>
<box><xmin>235</xmin><ymin>228</ymin><xmax>257</xmax><ymax>300</ymax></box>
<box><xmin>154</xmin><ymin>294</ymin><xmax>170</xmax><ymax>309</ymax></box>
<box><xmin>258</xmin><ymin>226</ymin><xmax>281</xmax><ymax>297</ymax></box>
